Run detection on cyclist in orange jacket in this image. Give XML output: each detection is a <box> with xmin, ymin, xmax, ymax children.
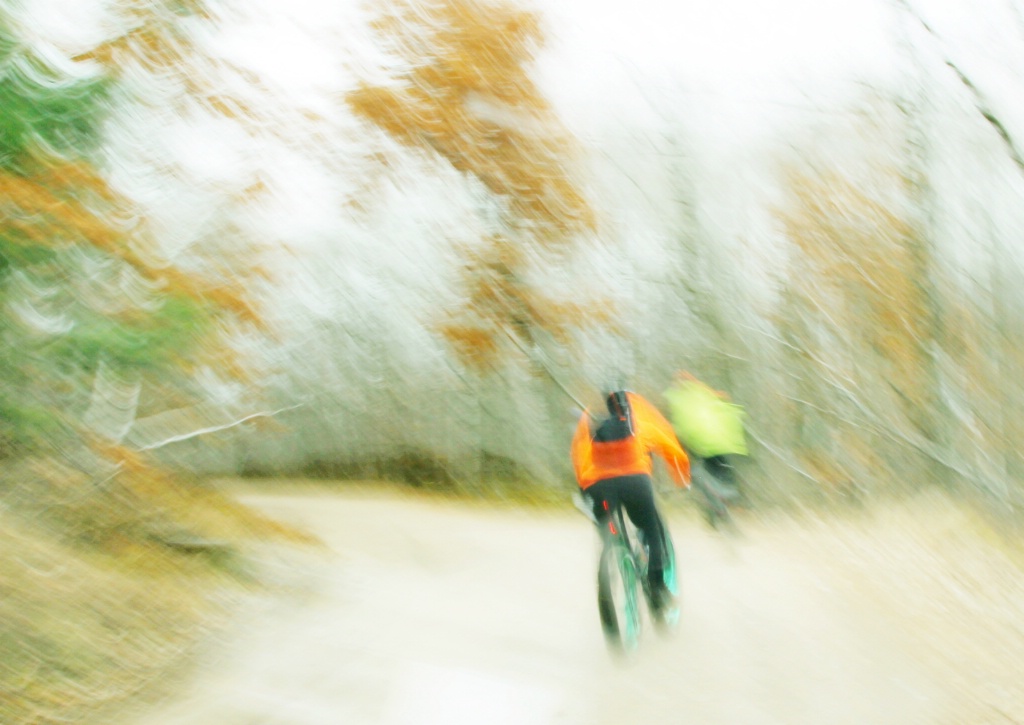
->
<box><xmin>571</xmin><ymin>388</ymin><xmax>691</xmax><ymax>611</ymax></box>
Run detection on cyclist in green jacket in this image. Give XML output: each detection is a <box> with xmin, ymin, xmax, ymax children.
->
<box><xmin>663</xmin><ymin>370</ymin><xmax>747</xmax><ymax>498</ymax></box>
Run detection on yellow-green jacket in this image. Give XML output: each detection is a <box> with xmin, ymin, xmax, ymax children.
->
<box><xmin>663</xmin><ymin>379</ymin><xmax>747</xmax><ymax>458</ymax></box>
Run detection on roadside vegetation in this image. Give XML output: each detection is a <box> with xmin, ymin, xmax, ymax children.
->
<box><xmin>0</xmin><ymin>1</ymin><xmax>310</xmax><ymax>720</ymax></box>
<box><xmin>5</xmin><ymin>0</ymin><xmax>1024</xmax><ymax>721</ymax></box>
<box><xmin>0</xmin><ymin>458</ymin><xmax>313</xmax><ymax>725</ymax></box>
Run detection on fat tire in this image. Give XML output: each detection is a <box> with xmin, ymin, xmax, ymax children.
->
<box><xmin>597</xmin><ymin>541</ymin><xmax>641</xmax><ymax>655</ymax></box>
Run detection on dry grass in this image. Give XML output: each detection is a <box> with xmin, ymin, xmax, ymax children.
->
<box><xmin>0</xmin><ymin>459</ymin><xmax>316</xmax><ymax>725</ymax></box>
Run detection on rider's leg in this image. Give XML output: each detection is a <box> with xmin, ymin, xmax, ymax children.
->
<box><xmin>583</xmin><ymin>478</ymin><xmax>622</xmax><ymax>527</ymax></box>
<box><xmin>613</xmin><ymin>474</ymin><xmax>672</xmax><ymax>602</ymax></box>
<box><xmin>694</xmin><ymin>453</ymin><xmax>747</xmax><ymax>521</ymax></box>
<box><xmin>704</xmin><ymin>454</ymin><xmax>734</xmax><ymax>484</ymax></box>
<box><xmin>584</xmin><ymin>475</ymin><xmax>673</xmax><ymax>603</ymax></box>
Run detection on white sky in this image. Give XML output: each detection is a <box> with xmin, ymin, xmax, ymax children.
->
<box><xmin>20</xmin><ymin>0</ymin><xmax>1024</xmax><ymax>286</ymax></box>
<box><xmin>26</xmin><ymin>0</ymin><xmax>1020</xmax><ymax>161</ymax></box>
<box><xmin>538</xmin><ymin>0</ymin><xmax>900</xmax><ymax>112</ymax></box>
<box><xmin>214</xmin><ymin>0</ymin><xmax>910</xmax><ymax>147</ymax></box>
<box><xmin>22</xmin><ymin>0</ymin><xmax>1024</xmax><ymax>143</ymax></box>
<box><xmin>191</xmin><ymin>0</ymin><xmax>1024</xmax><ymax>286</ymax></box>
<box><xmin>205</xmin><ymin>0</ymin><xmax>1024</xmax><ymax>162</ymax></box>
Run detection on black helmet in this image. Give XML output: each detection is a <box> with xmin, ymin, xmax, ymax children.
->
<box><xmin>591</xmin><ymin>388</ymin><xmax>635</xmax><ymax>441</ymax></box>
<box><xmin>605</xmin><ymin>389</ymin><xmax>629</xmax><ymax>418</ymax></box>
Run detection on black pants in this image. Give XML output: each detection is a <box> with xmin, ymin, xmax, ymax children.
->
<box><xmin>584</xmin><ymin>474</ymin><xmax>669</xmax><ymax>593</ymax></box>
<box><xmin>704</xmin><ymin>454</ymin><xmax>737</xmax><ymax>487</ymax></box>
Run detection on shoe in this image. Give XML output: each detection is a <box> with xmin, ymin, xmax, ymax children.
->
<box><xmin>653</xmin><ymin>586</ymin><xmax>677</xmax><ymax>614</ymax></box>
<box><xmin>655</xmin><ymin>589</ymin><xmax>679</xmax><ymax>626</ymax></box>
<box><xmin>653</xmin><ymin>587</ymin><xmax>680</xmax><ymax>631</ymax></box>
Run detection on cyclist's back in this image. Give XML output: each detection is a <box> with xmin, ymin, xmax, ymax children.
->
<box><xmin>663</xmin><ymin>370</ymin><xmax>747</xmax><ymax>501</ymax></box>
<box><xmin>572</xmin><ymin>390</ymin><xmax>690</xmax><ymax>489</ymax></box>
<box><xmin>571</xmin><ymin>389</ymin><xmax>691</xmax><ymax>610</ymax></box>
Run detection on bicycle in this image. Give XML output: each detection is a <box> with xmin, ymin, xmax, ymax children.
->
<box><xmin>691</xmin><ymin>463</ymin><xmax>740</xmax><ymax>534</ymax></box>
<box><xmin>573</xmin><ymin>491</ymin><xmax>680</xmax><ymax>655</ymax></box>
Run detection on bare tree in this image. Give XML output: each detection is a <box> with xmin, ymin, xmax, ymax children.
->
<box><xmin>770</xmin><ymin>95</ymin><xmax>947</xmax><ymax>503</ymax></box>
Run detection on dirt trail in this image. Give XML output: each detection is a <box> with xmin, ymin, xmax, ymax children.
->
<box><xmin>126</xmin><ymin>487</ymin><xmax>1024</xmax><ymax>725</ymax></box>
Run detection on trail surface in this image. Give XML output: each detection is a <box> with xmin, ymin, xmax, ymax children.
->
<box><xmin>130</xmin><ymin>486</ymin><xmax>1024</xmax><ymax>724</ymax></box>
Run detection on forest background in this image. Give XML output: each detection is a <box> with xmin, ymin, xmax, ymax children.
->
<box><xmin>4</xmin><ymin>0</ymin><xmax>1024</xmax><ymax>721</ymax></box>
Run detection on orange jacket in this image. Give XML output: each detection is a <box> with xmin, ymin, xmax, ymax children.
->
<box><xmin>571</xmin><ymin>391</ymin><xmax>691</xmax><ymax>490</ymax></box>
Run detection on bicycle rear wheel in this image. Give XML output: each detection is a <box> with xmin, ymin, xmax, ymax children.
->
<box><xmin>597</xmin><ymin>541</ymin><xmax>641</xmax><ymax>655</ymax></box>
<box><xmin>652</xmin><ymin>527</ymin><xmax>681</xmax><ymax>634</ymax></box>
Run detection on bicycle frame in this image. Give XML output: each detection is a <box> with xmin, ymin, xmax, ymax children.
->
<box><xmin>574</xmin><ymin>490</ymin><xmax>679</xmax><ymax>654</ymax></box>
<box><xmin>600</xmin><ymin>505</ymin><xmax>648</xmax><ymax>581</ymax></box>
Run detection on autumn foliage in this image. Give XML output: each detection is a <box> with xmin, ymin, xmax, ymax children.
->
<box><xmin>770</xmin><ymin>108</ymin><xmax>943</xmax><ymax>499</ymax></box>
<box><xmin>0</xmin><ymin>1</ymin><xmax>262</xmax><ymax>456</ymax></box>
<box><xmin>347</xmin><ymin>0</ymin><xmax>598</xmax><ymax>368</ymax></box>
<box><xmin>777</xmin><ymin>163</ymin><xmax>931</xmax><ymax>402</ymax></box>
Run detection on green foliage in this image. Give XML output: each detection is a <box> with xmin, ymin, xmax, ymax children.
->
<box><xmin>0</xmin><ymin>10</ymin><xmax>112</xmax><ymax>171</ymax></box>
<box><xmin>0</xmin><ymin>398</ymin><xmax>63</xmax><ymax>454</ymax></box>
<box><xmin>0</xmin><ymin>232</ymin><xmax>56</xmax><ymax>269</ymax></box>
<box><xmin>0</xmin><ymin>6</ymin><xmax>226</xmax><ymax>458</ymax></box>
<box><xmin>54</xmin><ymin>293</ymin><xmax>214</xmax><ymax>371</ymax></box>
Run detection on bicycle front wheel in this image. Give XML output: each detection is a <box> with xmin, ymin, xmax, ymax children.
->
<box><xmin>597</xmin><ymin>542</ymin><xmax>641</xmax><ymax>655</ymax></box>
